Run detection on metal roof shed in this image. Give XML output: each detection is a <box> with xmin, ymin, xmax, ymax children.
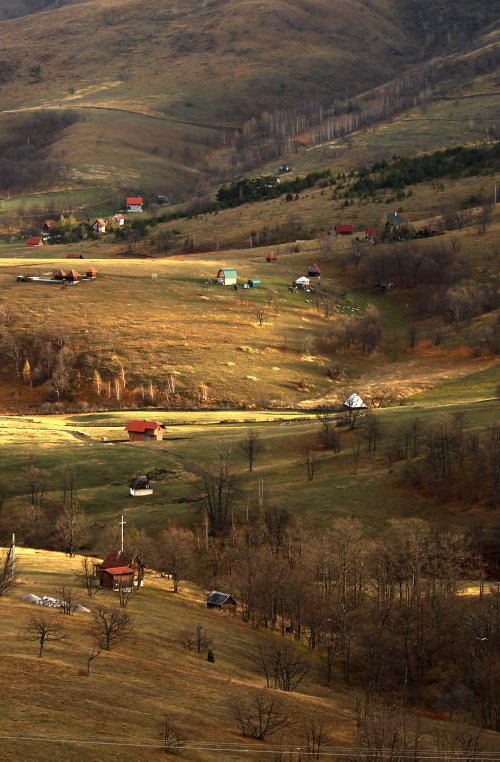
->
<box><xmin>217</xmin><ymin>268</ymin><xmax>237</xmax><ymax>286</ymax></box>
<box><xmin>247</xmin><ymin>279</ymin><xmax>261</xmax><ymax>288</ymax></box>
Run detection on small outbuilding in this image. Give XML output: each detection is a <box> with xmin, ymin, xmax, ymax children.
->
<box><xmin>65</xmin><ymin>269</ymin><xmax>81</xmax><ymax>282</ymax></box>
<box><xmin>217</xmin><ymin>268</ymin><xmax>237</xmax><ymax>286</ymax></box>
<box><xmin>53</xmin><ymin>269</ymin><xmax>67</xmax><ymax>280</ymax></box>
<box><xmin>85</xmin><ymin>267</ymin><xmax>98</xmax><ymax>279</ymax></box>
<box><xmin>294</xmin><ymin>275</ymin><xmax>310</xmax><ymax>288</ymax></box>
<box><xmin>335</xmin><ymin>224</ymin><xmax>353</xmax><ymax>235</ymax></box>
<box><xmin>125</xmin><ymin>419</ymin><xmax>166</xmax><ymax>442</ymax></box>
<box><xmin>307</xmin><ymin>263</ymin><xmax>321</xmax><ymax>277</ymax></box>
<box><xmin>130</xmin><ymin>475</ymin><xmax>153</xmax><ymax>497</ymax></box>
<box><xmin>126</xmin><ymin>196</ymin><xmax>144</xmax><ymax>213</ymax></box>
<box><xmin>206</xmin><ymin>591</ymin><xmax>238</xmax><ymax>613</ymax></box>
<box><xmin>247</xmin><ymin>278</ymin><xmax>261</xmax><ymax>288</ymax></box>
<box><xmin>99</xmin><ymin>566</ymin><xmax>135</xmax><ymax>591</ymax></box>
<box><xmin>266</xmin><ymin>252</ymin><xmax>278</xmax><ymax>262</ymax></box>
<box><xmin>343</xmin><ymin>392</ymin><xmax>367</xmax><ymax>410</ymax></box>
<box><xmin>92</xmin><ymin>218</ymin><xmax>106</xmax><ymax>235</ymax></box>
<box><xmin>26</xmin><ymin>236</ymin><xmax>43</xmax><ymax>247</ymax></box>
<box><xmin>111</xmin><ymin>213</ymin><xmax>126</xmax><ymax>226</ymax></box>
<box><xmin>66</xmin><ymin>253</ymin><xmax>84</xmax><ymax>259</ymax></box>
<box><xmin>365</xmin><ymin>226</ymin><xmax>380</xmax><ymax>240</ymax></box>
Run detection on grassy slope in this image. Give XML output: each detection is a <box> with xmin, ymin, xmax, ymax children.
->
<box><xmin>0</xmin><ymin>548</ymin><xmax>361</xmax><ymax>761</ymax></box>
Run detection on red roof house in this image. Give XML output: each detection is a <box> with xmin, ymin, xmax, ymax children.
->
<box><xmin>125</xmin><ymin>419</ymin><xmax>166</xmax><ymax>442</ymax></box>
<box><xmin>26</xmin><ymin>236</ymin><xmax>43</xmax><ymax>247</ymax></box>
<box><xmin>125</xmin><ymin>196</ymin><xmax>144</xmax><ymax>212</ymax></box>
<box><xmin>99</xmin><ymin>566</ymin><xmax>135</xmax><ymax>590</ymax></box>
<box><xmin>365</xmin><ymin>227</ymin><xmax>380</xmax><ymax>239</ymax></box>
<box><xmin>94</xmin><ymin>548</ymin><xmax>145</xmax><ymax>589</ymax></box>
<box><xmin>335</xmin><ymin>224</ymin><xmax>353</xmax><ymax>235</ymax></box>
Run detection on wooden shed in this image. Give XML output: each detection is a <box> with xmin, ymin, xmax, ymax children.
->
<box><xmin>206</xmin><ymin>591</ymin><xmax>238</xmax><ymax>613</ymax></box>
<box><xmin>125</xmin><ymin>419</ymin><xmax>166</xmax><ymax>442</ymax></box>
<box><xmin>365</xmin><ymin>226</ymin><xmax>380</xmax><ymax>240</ymax></box>
<box><xmin>99</xmin><ymin>566</ymin><xmax>135</xmax><ymax>591</ymax></box>
<box><xmin>66</xmin><ymin>253</ymin><xmax>84</xmax><ymax>259</ymax></box>
<box><xmin>247</xmin><ymin>278</ymin><xmax>261</xmax><ymax>288</ymax></box>
<box><xmin>266</xmin><ymin>252</ymin><xmax>278</xmax><ymax>262</ymax></box>
<box><xmin>335</xmin><ymin>224</ymin><xmax>352</xmax><ymax>235</ymax></box>
<box><xmin>217</xmin><ymin>268</ymin><xmax>237</xmax><ymax>286</ymax></box>
<box><xmin>307</xmin><ymin>263</ymin><xmax>321</xmax><ymax>277</ymax></box>
<box><xmin>26</xmin><ymin>236</ymin><xmax>43</xmax><ymax>247</ymax></box>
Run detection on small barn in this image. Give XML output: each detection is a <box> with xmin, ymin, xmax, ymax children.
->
<box><xmin>206</xmin><ymin>591</ymin><xmax>238</xmax><ymax>613</ymax></box>
<box><xmin>42</xmin><ymin>220</ymin><xmax>58</xmax><ymax>235</ymax></box>
<box><xmin>335</xmin><ymin>224</ymin><xmax>352</xmax><ymax>236</ymax></box>
<box><xmin>130</xmin><ymin>475</ymin><xmax>153</xmax><ymax>497</ymax></box>
<box><xmin>65</xmin><ymin>269</ymin><xmax>81</xmax><ymax>282</ymax></box>
<box><xmin>308</xmin><ymin>263</ymin><xmax>321</xmax><ymax>277</ymax></box>
<box><xmin>126</xmin><ymin>196</ymin><xmax>144</xmax><ymax>213</ymax></box>
<box><xmin>85</xmin><ymin>267</ymin><xmax>98</xmax><ymax>279</ymax></box>
<box><xmin>247</xmin><ymin>278</ymin><xmax>261</xmax><ymax>288</ymax></box>
<box><xmin>365</xmin><ymin>226</ymin><xmax>380</xmax><ymax>240</ymax></box>
<box><xmin>99</xmin><ymin>566</ymin><xmax>135</xmax><ymax>591</ymax></box>
<box><xmin>66</xmin><ymin>253</ymin><xmax>84</xmax><ymax>259</ymax></box>
<box><xmin>217</xmin><ymin>268</ymin><xmax>237</xmax><ymax>286</ymax></box>
<box><xmin>125</xmin><ymin>419</ymin><xmax>166</xmax><ymax>442</ymax></box>
<box><xmin>26</xmin><ymin>236</ymin><xmax>43</xmax><ymax>247</ymax></box>
<box><xmin>92</xmin><ymin>218</ymin><xmax>106</xmax><ymax>235</ymax></box>
<box><xmin>94</xmin><ymin>548</ymin><xmax>145</xmax><ymax>588</ymax></box>
<box><xmin>266</xmin><ymin>252</ymin><xmax>278</xmax><ymax>262</ymax></box>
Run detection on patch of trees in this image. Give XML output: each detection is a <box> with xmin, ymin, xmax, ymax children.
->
<box><xmin>316</xmin><ymin>304</ymin><xmax>383</xmax><ymax>357</ymax></box>
<box><xmin>350</xmin><ymin>141</ymin><xmax>500</xmax><ymax>198</ymax></box>
<box><xmin>216</xmin><ymin>170</ymin><xmax>331</xmax><ymax>209</ymax></box>
<box><xmin>404</xmin><ymin>415</ymin><xmax>500</xmax><ymax>508</ymax></box>
<box><xmin>0</xmin><ymin>110</ymin><xmax>80</xmax><ymax>193</ymax></box>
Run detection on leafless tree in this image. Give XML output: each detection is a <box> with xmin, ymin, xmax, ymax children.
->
<box><xmin>239</xmin><ymin>430</ymin><xmax>265</xmax><ymax>471</ymax></box>
<box><xmin>0</xmin><ymin>549</ymin><xmax>17</xmax><ymax>597</ymax></box>
<box><xmin>85</xmin><ymin>648</ymin><xmax>101</xmax><ymax>677</ymax></box>
<box><xmin>317</xmin><ymin>413</ymin><xmax>341</xmax><ymax>451</ymax></box>
<box><xmin>25</xmin><ymin>615</ymin><xmax>66</xmax><ymax>657</ymax></box>
<box><xmin>298</xmin><ymin>448</ymin><xmax>321</xmax><ymax>481</ymax></box>
<box><xmin>161</xmin><ymin>525</ymin><xmax>194</xmax><ymax>593</ymax></box>
<box><xmin>234</xmin><ymin>691</ymin><xmax>293</xmax><ymax>740</ymax></box>
<box><xmin>56</xmin><ymin>498</ymin><xmax>87</xmax><ymax>557</ymax></box>
<box><xmin>198</xmin><ymin>447</ymin><xmax>237</xmax><ymax>529</ymax></box>
<box><xmin>302</xmin><ymin>716</ymin><xmax>329</xmax><ymax>760</ymax></box>
<box><xmin>57</xmin><ymin>585</ymin><xmax>82</xmax><ymax>615</ymax></box>
<box><xmin>179</xmin><ymin>624</ymin><xmax>213</xmax><ymax>655</ymax></box>
<box><xmin>251</xmin><ymin>643</ymin><xmax>310</xmax><ymax>692</ymax></box>
<box><xmin>114</xmin><ymin>584</ymin><xmax>133</xmax><ymax>608</ymax></box>
<box><xmin>92</xmin><ymin>606</ymin><xmax>133</xmax><ymax>651</ymax></box>
<box><xmin>75</xmin><ymin>556</ymin><xmax>100</xmax><ymax>598</ymax></box>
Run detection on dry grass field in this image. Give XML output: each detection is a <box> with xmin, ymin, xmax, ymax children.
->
<box><xmin>1</xmin><ymin>547</ymin><xmax>499</xmax><ymax>760</ymax></box>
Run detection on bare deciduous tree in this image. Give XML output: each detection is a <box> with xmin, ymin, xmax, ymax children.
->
<box><xmin>25</xmin><ymin>615</ymin><xmax>66</xmax><ymax>657</ymax></box>
<box><xmin>76</xmin><ymin>556</ymin><xmax>100</xmax><ymax>598</ymax></box>
<box><xmin>238</xmin><ymin>430</ymin><xmax>265</xmax><ymax>472</ymax></box>
<box><xmin>234</xmin><ymin>691</ymin><xmax>293</xmax><ymax>740</ymax></box>
<box><xmin>298</xmin><ymin>448</ymin><xmax>321</xmax><ymax>481</ymax></box>
<box><xmin>92</xmin><ymin>606</ymin><xmax>132</xmax><ymax>651</ymax></box>
<box><xmin>162</xmin><ymin>525</ymin><xmax>194</xmax><ymax>593</ymax></box>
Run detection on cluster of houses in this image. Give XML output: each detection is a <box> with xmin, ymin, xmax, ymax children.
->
<box><xmin>17</xmin><ymin>266</ymin><xmax>98</xmax><ymax>285</ymax></box>
<box><xmin>25</xmin><ymin>196</ymin><xmax>145</xmax><ymax>247</ymax></box>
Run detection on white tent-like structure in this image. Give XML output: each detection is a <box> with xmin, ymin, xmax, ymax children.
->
<box><xmin>294</xmin><ymin>275</ymin><xmax>310</xmax><ymax>287</ymax></box>
<box><xmin>343</xmin><ymin>393</ymin><xmax>367</xmax><ymax>410</ymax></box>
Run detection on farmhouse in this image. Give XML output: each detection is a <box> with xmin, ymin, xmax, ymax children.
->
<box><xmin>126</xmin><ymin>196</ymin><xmax>144</xmax><ymax>213</ymax></box>
<box><xmin>92</xmin><ymin>218</ymin><xmax>106</xmax><ymax>235</ymax></box>
<box><xmin>26</xmin><ymin>236</ymin><xmax>43</xmax><ymax>247</ymax></box>
<box><xmin>217</xmin><ymin>268</ymin><xmax>237</xmax><ymax>286</ymax></box>
<box><xmin>125</xmin><ymin>419</ymin><xmax>166</xmax><ymax>441</ymax></box>
<box><xmin>335</xmin><ymin>223</ymin><xmax>352</xmax><ymax>235</ymax></box>
<box><xmin>42</xmin><ymin>220</ymin><xmax>58</xmax><ymax>235</ymax></box>
<box><xmin>94</xmin><ymin>548</ymin><xmax>144</xmax><ymax>589</ymax></box>
<box><xmin>206</xmin><ymin>591</ymin><xmax>238</xmax><ymax>613</ymax></box>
